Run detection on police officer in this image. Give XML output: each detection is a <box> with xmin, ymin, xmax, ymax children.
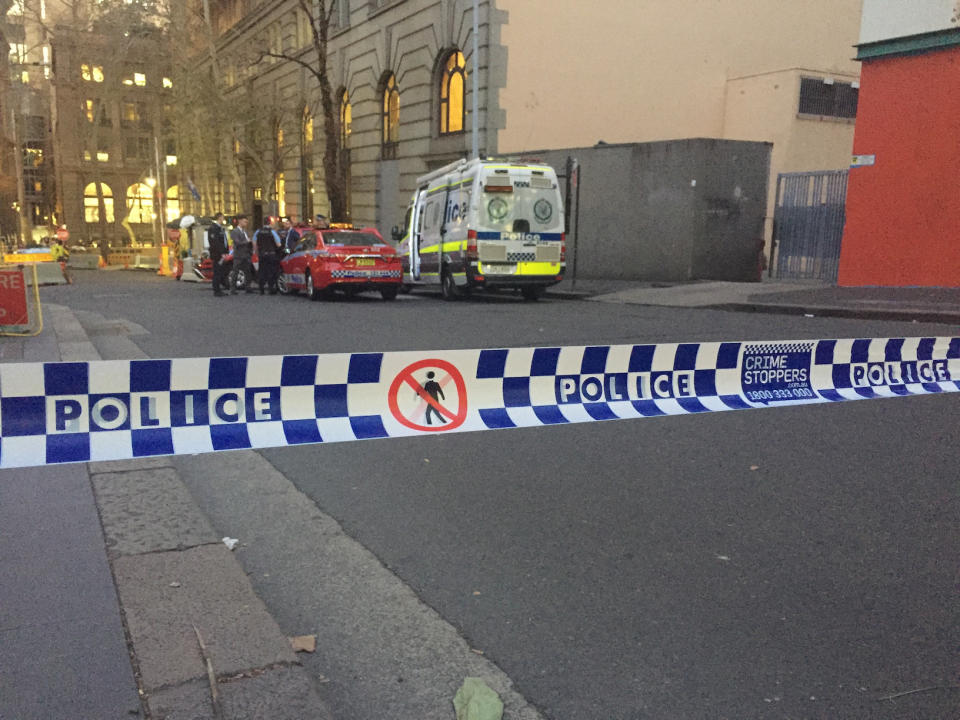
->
<box><xmin>229</xmin><ymin>215</ymin><xmax>254</xmax><ymax>294</ymax></box>
<box><xmin>254</xmin><ymin>216</ymin><xmax>283</xmax><ymax>294</ymax></box>
<box><xmin>208</xmin><ymin>212</ymin><xmax>229</xmax><ymax>296</ymax></box>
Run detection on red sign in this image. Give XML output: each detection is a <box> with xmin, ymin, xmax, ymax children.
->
<box><xmin>388</xmin><ymin>359</ymin><xmax>468</xmax><ymax>432</ymax></box>
<box><xmin>0</xmin><ymin>268</ymin><xmax>29</xmax><ymax>326</ymax></box>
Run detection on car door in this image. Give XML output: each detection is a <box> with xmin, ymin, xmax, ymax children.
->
<box><xmin>282</xmin><ymin>234</ymin><xmax>315</xmax><ymax>289</ymax></box>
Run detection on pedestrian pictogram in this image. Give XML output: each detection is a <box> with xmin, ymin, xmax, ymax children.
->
<box><xmin>388</xmin><ymin>359</ymin><xmax>468</xmax><ymax>432</ymax></box>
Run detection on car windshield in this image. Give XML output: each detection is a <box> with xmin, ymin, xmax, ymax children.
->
<box><xmin>322</xmin><ymin>231</ymin><xmax>383</xmax><ymax>247</ymax></box>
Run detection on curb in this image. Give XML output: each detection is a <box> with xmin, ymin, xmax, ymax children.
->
<box><xmin>704</xmin><ymin>302</ymin><xmax>960</xmax><ymax>325</ymax></box>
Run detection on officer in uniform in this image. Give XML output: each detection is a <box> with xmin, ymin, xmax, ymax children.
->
<box><xmin>254</xmin><ymin>216</ymin><xmax>283</xmax><ymax>294</ymax></box>
<box><xmin>208</xmin><ymin>212</ymin><xmax>229</xmax><ymax>296</ymax></box>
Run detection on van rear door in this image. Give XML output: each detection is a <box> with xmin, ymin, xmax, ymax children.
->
<box><xmin>475</xmin><ymin>167</ymin><xmax>565</xmax><ymax>274</ymax></box>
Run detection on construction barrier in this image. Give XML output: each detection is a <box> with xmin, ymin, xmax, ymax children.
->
<box><xmin>68</xmin><ymin>253</ymin><xmax>101</xmax><ymax>269</ymax></box>
<box><xmin>3</xmin><ymin>251</ymin><xmax>52</xmax><ymax>263</ymax></box>
<box><xmin>0</xmin><ymin>264</ymin><xmax>42</xmax><ymax>337</ymax></box>
<box><xmin>106</xmin><ymin>247</ymin><xmax>161</xmax><ymax>268</ymax></box>
<box><xmin>23</xmin><ymin>261</ymin><xmax>66</xmax><ymax>286</ymax></box>
<box><xmin>1</xmin><ymin>336</ymin><xmax>957</xmax><ymax>470</ymax></box>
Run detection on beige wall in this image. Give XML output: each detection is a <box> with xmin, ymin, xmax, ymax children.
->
<box><xmin>723</xmin><ymin>68</ymin><xmax>858</xmax><ymax>241</ymax></box>
<box><xmin>497</xmin><ymin>0</ymin><xmax>862</xmax><ymax>151</ymax></box>
<box><xmin>497</xmin><ymin>0</ymin><xmax>863</xmax><ymax>254</ymax></box>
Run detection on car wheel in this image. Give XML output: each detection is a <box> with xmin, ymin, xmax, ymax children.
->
<box><xmin>440</xmin><ymin>269</ymin><xmax>458</xmax><ymax>301</ymax></box>
<box><xmin>521</xmin><ymin>286</ymin><xmax>544</xmax><ymax>301</ymax></box>
<box><xmin>306</xmin><ymin>272</ymin><xmax>321</xmax><ymax>301</ymax></box>
<box><xmin>277</xmin><ymin>273</ymin><xmax>290</xmax><ymax>295</ymax></box>
<box><xmin>381</xmin><ymin>286</ymin><xmax>399</xmax><ymax>301</ymax></box>
<box><xmin>399</xmin><ymin>284</ymin><xmax>412</xmax><ymax>295</ymax></box>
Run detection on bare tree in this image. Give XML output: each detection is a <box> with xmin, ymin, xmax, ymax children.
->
<box><xmin>259</xmin><ymin>0</ymin><xmax>348</xmax><ymax>221</ymax></box>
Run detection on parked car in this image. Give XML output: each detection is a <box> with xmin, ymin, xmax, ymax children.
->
<box><xmin>278</xmin><ymin>226</ymin><xmax>402</xmax><ymax>300</ymax></box>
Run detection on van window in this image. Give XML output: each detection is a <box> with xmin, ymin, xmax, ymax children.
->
<box><xmin>480</xmin><ymin>181</ymin><xmax>562</xmax><ymax>233</ymax></box>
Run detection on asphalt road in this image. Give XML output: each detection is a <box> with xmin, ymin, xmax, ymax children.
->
<box><xmin>47</xmin><ymin>270</ymin><xmax>960</xmax><ymax>719</ymax></box>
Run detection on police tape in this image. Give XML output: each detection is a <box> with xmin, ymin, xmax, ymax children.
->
<box><xmin>0</xmin><ymin>335</ymin><xmax>957</xmax><ymax>469</ymax></box>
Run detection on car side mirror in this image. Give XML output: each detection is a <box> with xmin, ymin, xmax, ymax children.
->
<box><xmin>391</xmin><ymin>225</ymin><xmax>401</xmax><ymax>242</ymax></box>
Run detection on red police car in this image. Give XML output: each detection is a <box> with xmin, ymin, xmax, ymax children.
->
<box><xmin>277</xmin><ymin>225</ymin><xmax>402</xmax><ymax>300</ymax></box>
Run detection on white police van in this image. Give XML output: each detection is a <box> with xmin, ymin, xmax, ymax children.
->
<box><xmin>392</xmin><ymin>157</ymin><xmax>566</xmax><ymax>300</ymax></box>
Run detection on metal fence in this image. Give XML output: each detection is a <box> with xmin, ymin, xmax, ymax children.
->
<box><xmin>772</xmin><ymin>170</ymin><xmax>848</xmax><ymax>282</ymax></box>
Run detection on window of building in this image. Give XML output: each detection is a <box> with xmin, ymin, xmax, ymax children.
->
<box><xmin>9</xmin><ymin>43</ymin><xmax>26</xmax><ymax>64</ymax></box>
<box><xmin>267</xmin><ymin>23</ymin><xmax>281</xmax><ymax>61</ymax></box>
<box><xmin>84</xmin><ymin>182</ymin><xmax>114</xmax><ymax>222</ymax></box>
<box><xmin>134</xmin><ymin>72</ymin><xmax>146</xmax><ymax>86</ymax></box>
<box><xmin>96</xmin><ymin>151</ymin><xmax>109</xmax><ymax>162</ymax></box>
<box><xmin>381</xmin><ymin>72</ymin><xmax>399</xmax><ymax>156</ymax></box>
<box><xmin>303</xmin><ymin>108</ymin><xmax>314</xmax><ymax>146</ymax></box>
<box><xmin>166</xmin><ymin>185</ymin><xmax>180</xmax><ymax>222</ymax></box>
<box><xmin>275</xmin><ymin>173</ymin><xmax>286</xmax><ymax>216</ymax></box>
<box><xmin>126</xmin><ymin>183</ymin><xmax>154</xmax><ymax>223</ymax></box>
<box><xmin>277</xmin><ymin>126</ymin><xmax>284</xmax><ymax>149</ymax></box>
<box><xmin>122</xmin><ymin>102</ymin><xmax>139</xmax><ymax>126</ymax></box>
<box><xmin>124</xmin><ymin>136</ymin><xmax>150</xmax><ymax>160</ymax></box>
<box><xmin>439</xmin><ymin>50</ymin><xmax>465</xmax><ymax>134</ymax></box>
<box><xmin>81</xmin><ymin>63</ymin><xmax>104</xmax><ymax>82</ymax></box>
<box><xmin>162</xmin><ymin>77</ymin><xmax>173</xmax><ymax>88</ymax></box>
<box><xmin>335</xmin><ymin>0</ymin><xmax>350</xmax><ymax>28</ymax></box>
<box><xmin>339</xmin><ymin>89</ymin><xmax>351</xmax><ymax>149</ymax></box>
<box><xmin>253</xmin><ymin>187</ymin><xmax>263</xmax><ymax>200</ymax></box>
<box><xmin>296</xmin><ymin>8</ymin><xmax>312</xmax><ymax>47</ymax></box>
<box><xmin>798</xmin><ymin>77</ymin><xmax>858</xmax><ymax>119</ymax></box>
<box><xmin>42</xmin><ymin>45</ymin><xmax>50</xmax><ymax>78</ymax></box>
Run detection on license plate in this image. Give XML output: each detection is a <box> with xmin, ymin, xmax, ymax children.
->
<box><xmin>355</xmin><ymin>259</ymin><xmax>376</xmax><ymax>266</ymax></box>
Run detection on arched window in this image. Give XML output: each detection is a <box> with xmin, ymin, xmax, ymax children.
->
<box><xmin>302</xmin><ymin>106</ymin><xmax>314</xmax><ymax>148</ymax></box>
<box><xmin>83</xmin><ymin>182</ymin><xmax>114</xmax><ymax>223</ymax></box>
<box><xmin>301</xmin><ymin>106</ymin><xmax>315</xmax><ymax>218</ymax></box>
<box><xmin>165</xmin><ymin>185</ymin><xmax>180</xmax><ymax>223</ymax></box>
<box><xmin>339</xmin><ymin>89</ymin><xmax>351</xmax><ymax>150</ymax></box>
<box><xmin>439</xmin><ymin>50</ymin><xmax>465</xmax><ymax>135</ymax></box>
<box><xmin>382</xmin><ymin>73</ymin><xmax>399</xmax><ymax>146</ymax></box>
<box><xmin>126</xmin><ymin>182</ymin><xmax>155</xmax><ymax>224</ymax></box>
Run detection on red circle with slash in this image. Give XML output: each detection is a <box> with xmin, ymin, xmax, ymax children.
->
<box><xmin>388</xmin><ymin>359</ymin><xmax>468</xmax><ymax>432</ymax></box>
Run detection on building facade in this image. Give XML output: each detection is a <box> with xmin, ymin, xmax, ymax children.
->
<box><xmin>192</xmin><ymin>0</ymin><xmax>505</xmax><ymax>236</ymax></box>
<box><xmin>50</xmin><ymin>27</ymin><xmax>175</xmax><ymax>250</ymax></box>
<box><xmin>1</xmin><ymin>0</ymin><xmax>57</xmax><ymax>246</ymax></box>
<box><xmin>838</xmin><ymin>0</ymin><xmax>960</xmax><ymax>287</ymax></box>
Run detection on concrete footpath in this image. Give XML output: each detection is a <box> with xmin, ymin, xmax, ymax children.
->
<box><xmin>0</xmin><ymin>305</ymin><xmax>332</xmax><ymax>720</ymax></box>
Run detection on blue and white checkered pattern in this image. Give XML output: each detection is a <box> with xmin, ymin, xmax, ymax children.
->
<box><xmin>1</xmin><ymin>336</ymin><xmax>957</xmax><ymax>469</ymax></box>
<box><xmin>330</xmin><ymin>269</ymin><xmax>402</xmax><ymax>279</ymax></box>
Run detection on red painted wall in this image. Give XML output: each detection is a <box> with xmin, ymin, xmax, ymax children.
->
<box><xmin>838</xmin><ymin>46</ymin><xmax>960</xmax><ymax>286</ymax></box>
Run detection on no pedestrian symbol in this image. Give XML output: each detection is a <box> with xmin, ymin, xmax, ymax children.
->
<box><xmin>388</xmin><ymin>359</ymin><xmax>468</xmax><ymax>432</ymax></box>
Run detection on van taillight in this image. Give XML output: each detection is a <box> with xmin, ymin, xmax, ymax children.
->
<box><xmin>560</xmin><ymin>233</ymin><xmax>566</xmax><ymax>262</ymax></box>
<box><xmin>467</xmin><ymin>230</ymin><xmax>478</xmax><ymax>260</ymax></box>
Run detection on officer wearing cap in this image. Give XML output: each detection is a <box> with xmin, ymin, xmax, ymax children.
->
<box><xmin>254</xmin><ymin>216</ymin><xmax>283</xmax><ymax>294</ymax></box>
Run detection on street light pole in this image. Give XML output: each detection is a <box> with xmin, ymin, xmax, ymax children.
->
<box><xmin>471</xmin><ymin>0</ymin><xmax>479</xmax><ymax>159</ymax></box>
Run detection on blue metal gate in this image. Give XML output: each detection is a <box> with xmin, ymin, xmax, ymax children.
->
<box><xmin>772</xmin><ymin>170</ymin><xmax>848</xmax><ymax>282</ymax></box>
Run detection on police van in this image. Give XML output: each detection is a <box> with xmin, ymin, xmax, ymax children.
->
<box><xmin>392</xmin><ymin>157</ymin><xmax>565</xmax><ymax>300</ymax></box>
